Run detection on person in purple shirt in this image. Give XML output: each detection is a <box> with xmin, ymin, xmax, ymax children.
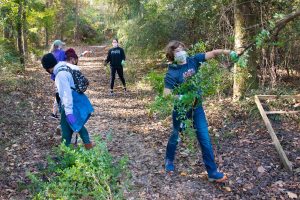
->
<box><xmin>49</xmin><ymin>40</ymin><xmax>66</xmax><ymax>119</ymax></box>
<box><xmin>50</xmin><ymin>40</ymin><xmax>66</xmax><ymax>62</ymax></box>
<box><xmin>163</xmin><ymin>40</ymin><xmax>238</xmax><ymax>183</ymax></box>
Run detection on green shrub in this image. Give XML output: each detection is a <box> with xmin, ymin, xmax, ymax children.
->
<box><xmin>149</xmin><ymin>41</ymin><xmax>233</xmax><ymax>149</ymax></box>
<box><xmin>0</xmin><ymin>38</ymin><xmax>22</xmax><ymax>73</ymax></box>
<box><xmin>28</xmin><ymin>137</ymin><xmax>129</xmax><ymax>200</ymax></box>
<box><xmin>145</xmin><ymin>70</ymin><xmax>165</xmax><ymax>95</ymax></box>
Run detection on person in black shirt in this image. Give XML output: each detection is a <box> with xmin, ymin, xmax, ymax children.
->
<box><xmin>104</xmin><ymin>39</ymin><xmax>126</xmax><ymax>95</ymax></box>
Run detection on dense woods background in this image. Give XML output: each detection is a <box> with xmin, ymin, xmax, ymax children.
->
<box><xmin>1</xmin><ymin>1</ymin><xmax>299</xmax><ymax>93</ymax></box>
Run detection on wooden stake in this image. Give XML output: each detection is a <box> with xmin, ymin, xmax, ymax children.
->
<box><xmin>254</xmin><ymin>95</ymin><xmax>293</xmax><ymax>172</ymax></box>
<box><xmin>265</xmin><ymin>111</ymin><xmax>300</xmax><ymax>115</ymax></box>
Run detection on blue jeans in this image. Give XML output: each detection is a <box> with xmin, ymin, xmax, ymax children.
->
<box><xmin>165</xmin><ymin>106</ymin><xmax>218</xmax><ymax>175</ymax></box>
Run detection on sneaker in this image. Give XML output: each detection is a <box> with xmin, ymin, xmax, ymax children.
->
<box><xmin>51</xmin><ymin>113</ymin><xmax>59</xmax><ymax>119</ymax></box>
<box><xmin>179</xmin><ymin>122</ymin><xmax>186</xmax><ymax>132</ymax></box>
<box><xmin>55</xmin><ymin>125</ymin><xmax>61</xmax><ymax>135</ymax></box>
<box><xmin>208</xmin><ymin>171</ymin><xmax>228</xmax><ymax>183</ymax></box>
<box><xmin>165</xmin><ymin>159</ymin><xmax>175</xmax><ymax>172</ymax></box>
<box><xmin>109</xmin><ymin>90</ymin><xmax>114</xmax><ymax>96</ymax></box>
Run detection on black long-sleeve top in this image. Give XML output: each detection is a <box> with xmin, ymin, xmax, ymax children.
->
<box><xmin>105</xmin><ymin>47</ymin><xmax>126</xmax><ymax>67</ymax></box>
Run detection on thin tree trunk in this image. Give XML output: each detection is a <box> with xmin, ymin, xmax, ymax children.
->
<box><xmin>74</xmin><ymin>0</ymin><xmax>79</xmax><ymax>44</ymax></box>
<box><xmin>22</xmin><ymin>0</ymin><xmax>28</xmax><ymax>56</ymax></box>
<box><xmin>3</xmin><ymin>8</ymin><xmax>11</xmax><ymax>39</ymax></box>
<box><xmin>45</xmin><ymin>1</ymin><xmax>50</xmax><ymax>47</ymax></box>
<box><xmin>17</xmin><ymin>0</ymin><xmax>25</xmax><ymax>68</ymax></box>
<box><xmin>3</xmin><ymin>24</ymin><xmax>10</xmax><ymax>39</ymax></box>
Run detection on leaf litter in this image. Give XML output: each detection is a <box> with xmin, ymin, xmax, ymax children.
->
<box><xmin>0</xmin><ymin>46</ymin><xmax>299</xmax><ymax>199</ymax></box>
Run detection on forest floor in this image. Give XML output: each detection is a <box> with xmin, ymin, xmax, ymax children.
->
<box><xmin>0</xmin><ymin>46</ymin><xmax>299</xmax><ymax>199</ymax></box>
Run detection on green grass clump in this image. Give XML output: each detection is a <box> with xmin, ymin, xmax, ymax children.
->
<box><xmin>28</xmin><ymin>137</ymin><xmax>129</xmax><ymax>200</ymax></box>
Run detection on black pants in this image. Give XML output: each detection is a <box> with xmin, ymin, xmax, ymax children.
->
<box><xmin>110</xmin><ymin>66</ymin><xmax>126</xmax><ymax>90</ymax></box>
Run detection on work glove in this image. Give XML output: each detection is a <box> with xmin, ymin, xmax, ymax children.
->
<box><xmin>66</xmin><ymin>114</ymin><xmax>76</xmax><ymax>125</ymax></box>
<box><xmin>50</xmin><ymin>74</ymin><xmax>55</xmax><ymax>81</ymax></box>
<box><xmin>121</xmin><ymin>60</ymin><xmax>126</xmax><ymax>67</ymax></box>
<box><xmin>229</xmin><ymin>51</ymin><xmax>239</xmax><ymax>63</ymax></box>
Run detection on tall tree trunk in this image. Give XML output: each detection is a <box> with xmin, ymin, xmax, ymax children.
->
<box><xmin>233</xmin><ymin>0</ymin><xmax>259</xmax><ymax>100</ymax></box>
<box><xmin>2</xmin><ymin>8</ymin><xmax>11</xmax><ymax>39</ymax></box>
<box><xmin>3</xmin><ymin>24</ymin><xmax>10</xmax><ymax>39</ymax></box>
<box><xmin>45</xmin><ymin>1</ymin><xmax>50</xmax><ymax>47</ymax></box>
<box><xmin>59</xmin><ymin>0</ymin><xmax>65</xmax><ymax>41</ymax></box>
<box><xmin>22</xmin><ymin>0</ymin><xmax>28</xmax><ymax>56</ymax></box>
<box><xmin>45</xmin><ymin>27</ymin><xmax>49</xmax><ymax>48</ymax></box>
<box><xmin>17</xmin><ymin>0</ymin><xmax>25</xmax><ymax>68</ymax></box>
<box><xmin>74</xmin><ymin>0</ymin><xmax>79</xmax><ymax>44</ymax></box>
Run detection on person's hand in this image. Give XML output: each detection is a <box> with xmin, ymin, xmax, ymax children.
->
<box><xmin>230</xmin><ymin>51</ymin><xmax>239</xmax><ymax>63</ymax></box>
<box><xmin>121</xmin><ymin>60</ymin><xmax>126</xmax><ymax>67</ymax></box>
<box><xmin>50</xmin><ymin>74</ymin><xmax>55</xmax><ymax>81</ymax></box>
<box><xmin>66</xmin><ymin>114</ymin><xmax>76</xmax><ymax>125</ymax></box>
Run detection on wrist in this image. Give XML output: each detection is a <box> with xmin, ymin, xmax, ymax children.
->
<box><xmin>222</xmin><ymin>50</ymin><xmax>230</xmax><ymax>55</ymax></box>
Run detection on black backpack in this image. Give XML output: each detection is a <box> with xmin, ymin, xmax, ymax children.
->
<box><xmin>57</xmin><ymin>65</ymin><xmax>89</xmax><ymax>93</ymax></box>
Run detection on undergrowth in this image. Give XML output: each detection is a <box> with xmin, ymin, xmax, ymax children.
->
<box><xmin>28</xmin><ymin>137</ymin><xmax>130</xmax><ymax>200</ymax></box>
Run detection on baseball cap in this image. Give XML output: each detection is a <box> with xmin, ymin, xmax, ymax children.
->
<box><xmin>53</xmin><ymin>40</ymin><xmax>66</xmax><ymax>46</ymax></box>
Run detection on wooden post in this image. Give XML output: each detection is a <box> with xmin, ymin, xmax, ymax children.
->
<box><xmin>254</xmin><ymin>95</ymin><xmax>293</xmax><ymax>172</ymax></box>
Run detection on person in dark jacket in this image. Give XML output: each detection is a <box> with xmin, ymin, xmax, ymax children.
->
<box><xmin>163</xmin><ymin>40</ymin><xmax>238</xmax><ymax>183</ymax></box>
<box><xmin>104</xmin><ymin>39</ymin><xmax>126</xmax><ymax>95</ymax></box>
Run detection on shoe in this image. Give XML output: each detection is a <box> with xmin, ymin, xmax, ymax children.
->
<box><xmin>51</xmin><ymin>113</ymin><xmax>59</xmax><ymax>119</ymax></box>
<box><xmin>179</xmin><ymin>122</ymin><xmax>186</xmax><ymax>132</ymax></box>
<box><xmin>123</xmin><ymin>87</ymin><xmax>127</xmax><ymax>95</ymax></box>
<box><xmin>55</xmin><ymin>125</ymin><xmax>61</xmax><ymax>135</ymax></box>
<box><xmin>165</xmin><ymin>159</ymin><xmax>175</xmax><ymax>172</ymax></box>
<box><xmin>208</xmin><ymin>171</ymin><xmax>228</xmax><ymax>183</ymax></box>
<box><xmin>84</xmin><ymin>142</ymin><xmax>95</xmax><ymax>150</ymax></box>
<box><xmin>109</xmin><ymin>90</ymin><xmax>114</xmax><ymax>96</ymax></box>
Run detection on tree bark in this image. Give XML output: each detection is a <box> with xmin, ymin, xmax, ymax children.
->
<box><xmin>22</xmin><ymin>0</ymin><xmax>28</xmax><ymax>56</ymax></box>
<box><xmin>3</xmin><ymin>24</ymin><xmax>10</xmax><ymax>39</ymax></box>
<box><xmin>74</xmin><ymin>0</ymin><xmax>79</xmax><ymax>44</ymax></box>
<box><xmin>17</xmin><ymin>0</ymin><xmax>25</xmax><ymax>67</ymax></box>
<box><xmin>45</xmin><ymin>1</ymin><xmax>50</xmax><ymax>47</ymax></box>
<box><xmin>2</xmin><ymin>7</ymin><xmax>11</xmax><ymax>39</ymax></box>
<box><xmin>272</xmin><ymin>10</ymin><xmax>300</xmax><ymax>40</ymax></box>
<box><xmin>233</xmin><ymin>0</ymin><xmax>259</xmax><ymax>100</ymax></box>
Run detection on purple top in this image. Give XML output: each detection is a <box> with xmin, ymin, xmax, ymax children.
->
<box><xmin>52</xmin><ymin>49</ymin><xmax>66</xmax><ymax>62</ymax></box>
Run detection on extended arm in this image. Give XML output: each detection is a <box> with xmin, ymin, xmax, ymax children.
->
<box><xmin>205</xmin><ymin>49</ymin><xmax>231</xmax><ymax>60</ymax></box>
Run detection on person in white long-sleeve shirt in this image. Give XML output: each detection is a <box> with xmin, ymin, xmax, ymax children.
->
<box><xmin>41</xmin><ymin>53</ymin><xmax>94</xmax><ymax>149</ymax></box>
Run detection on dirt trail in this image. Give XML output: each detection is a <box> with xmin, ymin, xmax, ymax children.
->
<box><xmin>77</xmin><ymin>46</ymin><xmax>231</xmax><ymax>199</ymax></box>
<box><xmin>1</xmin><ymin>46</ymin><xmax>298</xmax><ymax>199</ymax></box>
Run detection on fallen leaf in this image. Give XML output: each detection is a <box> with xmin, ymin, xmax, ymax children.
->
<box><xmin>274</xmin><ymin>180</ymin><xmax>284</xmax><ymax>187</ymax></box>
<box><xmin>257</xmin><ymin>166</ymin><xmax>265</xmax><ymax>173</ymax></box>
<box><xmin>287</xmin><ymin>191</ymin><xmax>297</xmax><ymax>199</ymax></box>
<box><xmin>223</xmin><ymin>186</ymin><xmax>232</xmax><ymax>192</ymax></box>
<box><xmin>180</xmin><ymin>172</ymin><xmax>187</xmax><ymax>176</ymax></box>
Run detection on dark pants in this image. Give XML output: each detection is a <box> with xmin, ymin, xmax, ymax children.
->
<box><xmin>60</xmin><ymin>109</ymin><xmax>91</xmax><ymax>146</ymax></box>
<box><xmin>165</xmin><ymin>106</ymin><xmax>218</xmax><ymax>175</ymax></box>
<box><xmin>110</xmin><ymin>66</ymin><xmax>126</xmax><ymax>90</ymax></box>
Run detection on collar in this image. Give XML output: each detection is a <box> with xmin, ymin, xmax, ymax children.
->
<box><xmin>53</xmin><ymin>61</ymin><xmax>80</xmax><ymax>75</ymax></box>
